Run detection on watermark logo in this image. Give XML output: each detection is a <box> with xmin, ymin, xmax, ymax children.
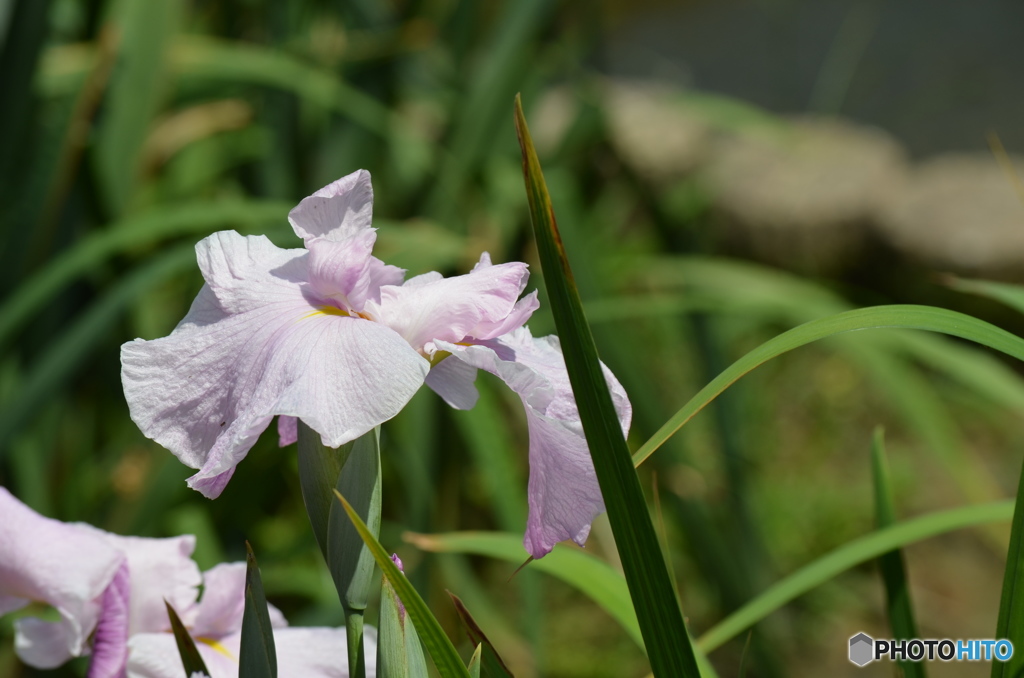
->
<box><xmin>849</xmin><ymin>633</ymin><xmax>1013</xmax><ymax>665</ymax></box>
<box><xmin>849</xmin><ymin>633</ymin><xmax>873</xmax><ymax>666</ymax></box>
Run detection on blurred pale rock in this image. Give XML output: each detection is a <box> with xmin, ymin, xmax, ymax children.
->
<box><xmin>705</xmin><ymin>117</ymin><xmax>907</xmax><ymax>271</ymax></box>
<box><xmin>603</xmin><ymin>80</ymin><xmax>713</xmax><ymax>184</ymax></box>
<box><xmin>877</xmin><ymin>153</ymin><xmax>1024</xmax><ymax>273</ymax></box>
<box><xmin>530</xmin><ymin>86</ymin><xmax>579</xmax><ymax>155</ymax></box>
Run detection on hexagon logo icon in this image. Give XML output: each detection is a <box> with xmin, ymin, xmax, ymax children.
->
<box><xmin>849</xmin><ymin>633</ymin><xmax>874</xmax><ymax>666</ymax></box>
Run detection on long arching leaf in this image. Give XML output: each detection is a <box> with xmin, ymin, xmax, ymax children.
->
<box><xmin>635</xmin><ymin>305</ymin><xmax>1024</xmax><ymax>466</ymax></box>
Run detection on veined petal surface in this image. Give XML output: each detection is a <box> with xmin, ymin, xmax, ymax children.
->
<box><xmin>121</xmin><ymin>231</ymin><xmax>428</xmax><ymax>498</ymax></box>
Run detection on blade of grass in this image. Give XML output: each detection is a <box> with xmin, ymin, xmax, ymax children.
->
<box><xmin>447</xmin><ymin>592</ymin><xmax>514</xmax><ymax>678</ymax></box>
<box><xmin>634</xmin><ymin>305</ymin><xmax>1024</xmax><ymax>466</ymax></box>
<box><xmin>92</xmin><ymin>0</ymin><xmax>182</xmax><ymax>216</ymax></box>
<box><xmin>334</xmin><ymin>490</ymin><xmax>470</xmax><ymax>678</ymax></box>
<box><xmin>240</xmin><ymin>542</ymin><xmax>277</xmax><ymax>678</ymax></box>
<box><xmin>0</xmin><ymin>244</ymin><xmax>197</xmax><ymax>450</ymax></box>
<box><xmin>0</xmin><ymin>200</ymin><xmax>291</xmax><ymax>348</ymax></box>
<box><xmin>165</xmin><ymin>600</ymin><xmax>211</xmax><ymax>677</ymax></box>
<box><xmin>993</xmin><ymin>456</ymin><xmax>1024</xmax><ymax>678</ymax></box>
<box><xmin>515</xmin><ymin>93</ymin><xmax>700</xmax><ymax>677</ymax></box>
<box><xmin>698</xmin><ymin>500</ymin><xmax>1014</xmax><ymax>652</ymax></box>
<box><xmin>871</xmin><ymin>427</ymin><xmax>924</xmax><ymax>678</ymax></box>
<box><xmin>947</xmin><ymin>276</ymin><xmax>1024</xmax><ymax>317</ymax></box>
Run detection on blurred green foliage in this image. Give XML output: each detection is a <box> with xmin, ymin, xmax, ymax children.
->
<box><xmin>2</xmin><ymin>1</ymin><xmax>1024</xmax><ymax>676</ymax></box>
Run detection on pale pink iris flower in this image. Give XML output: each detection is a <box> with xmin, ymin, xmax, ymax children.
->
<box><xmin>0</xmin><ymin>487</ymin><xmax>369</xmax><ymax>678</ymax></box>
<box><xmin>120</xmin><ymin>170</ymin><xmax>631</xmax><ymax>558</ymax></box>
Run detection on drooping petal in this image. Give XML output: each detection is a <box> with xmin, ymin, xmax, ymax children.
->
<box><xmin>188</xmin><ymin>563</ymin><xmax>286</xmax><ymax>639</ymax></box>
<box><xmin>435</xmin><ymin>328</ymin><xmax>632</xmax><ymax>558</ymax></box>
<box><xmin>288</xmin><ymin>170</ymin><xmax>374</xmax><ymax>243</ymax></box>
<box><xmin>86</xmin><ymin>562</ymin><xmax>131</xmax><ymax>678</ymax></box>
<box><xmin>0</xmin><ymin>488</ymin><xmax>124</xmax><ymax>667</ymax></box>
<box><xmin>122</xmin><ymin>232</ymin><xmax>429</xmax><ymax>498</ymax></box>
<box><xmin>369</xmin><ymin>261</ymin><xmax>531</xmax><ymax>353</ymax></box>
<box><xmin>424</xmin><ymin>355</ymin><xmax>479</xmax><ymax>410</ymax></box>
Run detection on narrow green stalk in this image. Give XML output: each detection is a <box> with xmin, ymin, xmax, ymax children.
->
<box><xmin>871</xmin><ymin>428</ymin><xmax>924</xmax><ymax>678</ymax></box>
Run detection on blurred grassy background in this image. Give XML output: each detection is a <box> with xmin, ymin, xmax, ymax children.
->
<box><xmin>2</xmin><ymin>1</ymin><xmax>1024</xmax><ymax>676</ymax></box>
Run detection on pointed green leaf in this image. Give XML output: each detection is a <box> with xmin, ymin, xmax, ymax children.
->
<box><xmin>165</xmin><ymin>600</ymin><xmax>210</xmax><ymax>678</ymax></box>
<box><xmin>409</xmin><ymin>532</ymin><xmax>641</xmax><ymax>650</ymax></box>
<box><xmin>871</xmin><ymin>428</ymin><xmax>924</xmax><ymax>678</ymax></box>
<box><xmin>333</xmin><ymin>490</ymin><xmax>470</xmax><ymax>678</ymax></box>
<box><xmin>378</xmin><ymin>557</ymin><xmax>429</xmax><ymax>678</ymax></box>
<box><xmin>239</xmin><ymin>542</ymin><xmax>277</xmax><ymax>678</ymax></box>
<box><xmin>297</xmin><ymin>422</ymin><xmax>381</xmax><ymax>678</ymax></box>
<box><xmin>468</xmin><ymin>645</ymin><xmax>483</xmax><ymax>678</ymax></box>
<box><xmin>514</xmin><ymin>93</ymin><xmax>700</xmax><ymax>677</ymax></box>
<box><xmin>634</xmin><ymin>305</ymin><xmax>1024</xmax><ymax>467</ymax></box>
<box><xmin>447</xmin><ymin>592</ymin><xmax>514</xmax><ymax>677</ymax></box>
<box><xmin>993</xmin><ymin>458</ymin><xmax>1024</xmax><ymax>678</ymax></box>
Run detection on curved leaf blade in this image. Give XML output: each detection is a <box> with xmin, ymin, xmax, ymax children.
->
<box><xmin>635</xmin><ymin>305</ymin><xmax>1024</xmax><ymax>466</ymax></box>
<box><xmin>698</xmin><ymin>501</ymin><xmax>1014</xmax><ymax>652</ymax></box>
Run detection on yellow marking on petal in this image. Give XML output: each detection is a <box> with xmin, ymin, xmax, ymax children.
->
<box><xmin>196</xmin><ymin>637</ymin><xmax>237</xmax><ymax>661</ymax></box>
<box><xmin>300</xmin><ymin>306</ymin><xmax>351</xmax><ymax>320</ymax></box>
<box><xmin>429</xmin><ymin>350</ymin><xmax>452</xmax><ymax>367</ymax></box>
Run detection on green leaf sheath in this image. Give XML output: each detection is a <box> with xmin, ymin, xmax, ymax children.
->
<box><xmin>334</xmin><ymin>491</ymin><xmax>471</xmax><ymax>678</ymax></box>
<box><xmin>635</xmin><ymin>305</ymin><xmax>1024</xmax><ymax>467</ymax></box>
<box><xmin>514</xmin><ymin>94</ymin><xmax>701</xmax><ymax>678</ymax></box>
<box><xmin>296</xmin><ymin>422</ymin><xmax>382</xmax><ymax>678</ymax></box>
<box><xmin>871</xmin><ymin>429</ymin><xmax>924</xmax><ymax>678</ymax></box>
<box><xmin>378</xmin><ymin>562</ymin><xmax>429</xmax><ymax>678</ymax></box>
<box><xmin>239</xmin><ymin>542</ymin><xmax>277</xmax><ymax>678</ymax></box>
